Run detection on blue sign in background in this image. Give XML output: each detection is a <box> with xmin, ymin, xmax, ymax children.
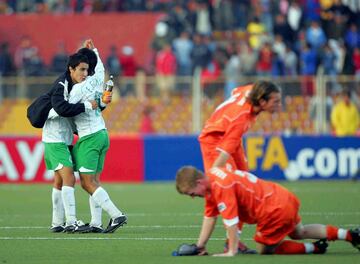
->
<box><xmin>143</xmin><ymin>135</ymin><xmax>360</xmax><ymax>181</ymax></box>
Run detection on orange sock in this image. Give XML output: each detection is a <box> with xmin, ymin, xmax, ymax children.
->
<box><xmin>326</xmin><ymin>225</ymin><xmax>351</xmax><ymax>241</ymax></box>
<box><xmin>274</xmin><ymin>241</ymin><xmax>306</xmax><ymax>254</ymax></box>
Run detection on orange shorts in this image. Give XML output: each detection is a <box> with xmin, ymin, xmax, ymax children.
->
<box><xmin>200</xmin><ymin>139</ymin><xmax>247</xmax><ymax>172</ymax></box>
<box><xmin>254</xmin><ymin>192</ymin><xmax>301</xmax><ymax>246</ymax></box>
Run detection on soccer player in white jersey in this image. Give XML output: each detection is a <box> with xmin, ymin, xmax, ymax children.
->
<box><xmin>69</xmin><ymin>40</ymin><xmax>127</xmax><ymax>233</ymax></box>
<box><xmin>43</xmin><ymin>52</ymin><xmax>98</xmax><ymax>233</ymax></box>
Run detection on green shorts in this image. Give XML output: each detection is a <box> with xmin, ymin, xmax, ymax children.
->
<box><xmin>44</xmin><ymin>142</ymin><xmax>73</xmax><ymax>171</ymax></box>
<box><xmin>73</xmin><ymin>129</ymin><xmax>110</xmax><ymax>174</ymax></box>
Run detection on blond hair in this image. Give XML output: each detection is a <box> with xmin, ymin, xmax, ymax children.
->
<box><xmin>175</xmin><ymin>166</ymin><xmax>203</xmax><ymax>194</ymax></box>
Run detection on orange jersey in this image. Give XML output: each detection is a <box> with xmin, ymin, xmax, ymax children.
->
<box><xmin>206</xmin><ymin>167</ymin><xmax>301</xmax><ymax>245</ymax></box>
<box><xmin>198</xmin><ymin>85</ymin><xmax>257</xmax><ymax>156</ymax></box>
<box><xmin>206</xmin><ymin>167</ymin><xmax>299</xmax><ymax>225</ymax></box>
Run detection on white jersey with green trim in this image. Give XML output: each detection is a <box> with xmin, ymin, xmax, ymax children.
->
<box><xmin>68</xmin><ymin>48</ymin><xmax>106</xmax><ymax>138</ymax></box>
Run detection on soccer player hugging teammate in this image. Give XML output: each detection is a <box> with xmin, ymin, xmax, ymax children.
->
<box><xmin>68</xmin><ymin>40</ymin><xmax>127</xmax><ymax>233</ymax></box>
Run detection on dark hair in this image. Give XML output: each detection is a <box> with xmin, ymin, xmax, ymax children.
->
<box><xmin>67</xmin><ymin>53</ymin><xmax>89</xmax><ymax>72</ymax></box>
<box><xmin>247</xmin><ymin>80</ymin><xmax>281</xmax><ymax>106</ymax></box>
<box><xmin>77</xmin><ymin>48</ymin><xmax>97</xmax><ymax>76</ymax></box>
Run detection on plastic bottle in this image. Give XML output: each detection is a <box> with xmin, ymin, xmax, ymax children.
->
<box><xmin>102</xmin><ymin>75</ymin><xmax>114</xmax><ymax>102</ymax></box>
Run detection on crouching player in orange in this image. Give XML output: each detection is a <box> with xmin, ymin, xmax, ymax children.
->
<box><xmin>176</xmin><ymin>166</ymin><xmax>360</xmax><ymax>256</ymax></box>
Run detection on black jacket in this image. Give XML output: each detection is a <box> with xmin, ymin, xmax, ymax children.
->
<box><xmin>27</xmin><ymin>71</ymin><xmax>85</xmax><ymax>128</ymax></box>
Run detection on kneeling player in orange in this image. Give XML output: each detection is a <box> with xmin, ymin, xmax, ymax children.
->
<box><xmin>176</xmin><ymin>166</ymin><xmax>360</xmax><ymax>256</ymax></box>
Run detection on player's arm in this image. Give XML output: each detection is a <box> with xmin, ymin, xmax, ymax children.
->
<box><xmin>197</xmin><ymin>216</ymin><xmax>217</xmax><ymax>249</ymax></box>
<box><xmin>213</xmin><ymin>224</ymin><xmax>239</xmax><ymax>257</ymax></box>
<box><xmin>212</xmin><ymin>150</ymin><xmax>230</xmax><ymax>168</ymax></box>
<box><xmin>212</xmin><ymin>120</ymin><xmax>247</xmax><ymax>168</ymax></box>
<box><xmin>51</xmin><ymin>82</ymin><xmax>95</xmax><ymax>117</ymax></box>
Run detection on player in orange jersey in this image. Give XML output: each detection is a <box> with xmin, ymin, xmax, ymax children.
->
<box><xmin>197</xmin><ymin>80</ymin><xmax>281</xmax><ymax>253</ymax></box>
<box><xmin>176</xmin><ymin>166</ymin><xmax>360</xmax><ymax>256</ymax></box>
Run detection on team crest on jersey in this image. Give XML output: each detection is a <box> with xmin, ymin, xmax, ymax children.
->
<box><xmin>217</xmin><ymin>202</ymin><xmax>226</xmax><ymax>212</ymax></box>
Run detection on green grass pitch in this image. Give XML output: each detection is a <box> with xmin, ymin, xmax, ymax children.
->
<box><xmin>0</xmin><ymin>181</ymin><xmax>359</xmax><ymax>264</ymax></box>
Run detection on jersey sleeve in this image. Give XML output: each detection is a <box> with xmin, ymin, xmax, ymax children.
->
<box><xmin>217</xmin><ymin>116</ymin><xmax>249</xmax><ymax>155</ymax></box>
<box><xmin>204</xmin><ymin>194</ymin><xmax>219</xmax><ymax>217</ymax></box>
<box><xmin>212</xmin><ymin>182</ymin><xmax>239</xmax><ymax>227</ymax></box>
<box><xmin>92</xmin><ymin>48</ymin><xmax>105</xmax><ymax>88</ymax></box>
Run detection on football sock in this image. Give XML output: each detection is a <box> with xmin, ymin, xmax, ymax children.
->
<box><xmin>52</xmin><ymin>188</ymin><xmax>65</xmax><ymax>226</ymax></box>
<box><xmin>92</xmin><ymin>187</ymin><xmax>122</xmax><ymax>219</ymax></box>
<box><xmin>326</xmin><ymin>225</ymin><xmax>351</xmax><ymax>241</ymax></box>
<box><xmin>62</xmin><ymin>186</ymin><xmax>77</xmax><ymax>225</ymax></box>
<box><xmin>89</xmin><ymin>195</ymin><xmax>102</xmax><ymax>227</ymax></box>
<box><xmin>274</xmin><ymin>241</ymin><xmax>308</xmax><ymax>254</ymax></box>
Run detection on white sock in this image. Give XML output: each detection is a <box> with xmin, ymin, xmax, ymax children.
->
<box><xmin>304</xmin><ymin>243</ymin><xmax>315</xmax><ymax>253</ymax></box>
<box><xmin>89</xmin><ymin>195</ymin><xmax>102</xmax><ymax>227</ymax></box>
<box><xmin>52</xmin><ymin>188</ymin><xmax>65</xmax><ymax>226</ymax></box>
<box><xmin>92</xmin><ymin>187</ymin><xmax>122</xmax><ymax>219</ymax></box>
<box><xmin>62</xmin><ymin>186</ymin><xmax>77</xmax><ymax>225</ymax></box>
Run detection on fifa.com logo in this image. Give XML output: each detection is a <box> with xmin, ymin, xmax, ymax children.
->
<box><xmin>284</xmin><ymin>148</ymin><xmax>360</xmax><ymax>181</ymax></box>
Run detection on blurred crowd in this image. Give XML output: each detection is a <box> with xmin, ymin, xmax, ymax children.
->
<box><xmin>2</xmin><ymin>0</ymin><xmax>360</xmax><ymax>99</ymax></box>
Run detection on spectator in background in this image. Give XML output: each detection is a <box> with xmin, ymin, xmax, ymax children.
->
<box><xmin>305</xmin><ymin>20</ymin><xmax>327</xmax><ymax>51</ymax></box>
<box><xmin>223</xmin><ymin>42</ymin><xmax>240</xmax><ymax>99</ymax></box>
<box><xmin>14</xmin><ymin>35</ymin><xmax>37</xmax><ymax>74</ymax></box>
<box><xmin>213</xmin><ymin>0</ymin><xmax>235</xmax><ymax>31</ymax></box>
<box><xmin>191</xmin><ymin>33</ymin><xmax>212</xmax><ymax>73</ymax></box>
<box><xmin>283</xmin><ymin>45</ymin><xmax>298</xmax><ymax>76</ymax></box>
<box><xmin>287</xmin><ymin>0</ymin><xmax>304</xmax><ymax>39</ymax></box>
<box><xmin>119</xmin><ymin>45</ymin><xmax>137</xmax><ymax>96</ymax></box>
<box><xmin>247</xmin><ymin>16</ymin><xmax>266</xmax><ymax>50</ymax></box>
<box><xmin>23</xmin><ymin>48</ymin><xmax>45</xmax><ymax>76</ymax></box>
<box><xmin>321</xmin><ymin>42</ymin><xmax>337</xmax><ymax>76</ymax></box>
<box><xmin>106</xmin><ymin>45</ymin><xmax>121</xmax><ymax>78</ymax></box>
<box><xmin>256</xmin><ymin>42</ymin><xmax>273</xmax><ymax>77</ymax></box>
<box><xmin>344</xmin><ymin>24</ymin><xmax>360</xmax><ymax>51</ymax></box>
<box><xmin>51</xmin><ymin>42</ymin><xmax>69</xmax><ymax>74</ymax></box>
<box><xmin>139</xmin><ymin>104</ymin><xmax>155</xmax><ymax>134</ymax></box>
<box><xmin>232</xmin><ymin>0</ymin><xmax>250</xmax><ymax>30</ymax></box>
<box><xmin>155</xmin><ymin>43</ymin><xmax>177</xmax><ymax>102</ymax></box>
<box><xmin>273</xmin><ymin>14</ymin><xmax>295</xmax><ymax>47</ymax></box>
<box><xmin>0</xmin><ymin>42</ymin><xmax>14</xmax><ymax>77</ymax></box>
<box><xmin>151</xmin><ymin>20</ymin><xmax>176</xmax><ymax>52</ymax></box>
<box><xmin>300</xmin><ymin>43</ymin><xmax>317</xmax><ymax>95</ymax></box>
<box><xmin>353</xmin><ymin>47</ymin><xmax>360</xmax><ymax>79</ymax></box>
<box><xmin>173</xmin><ymin>31</ymin><xmax>193</xmax><ymax>77</ymax></box>
<box><xmin>193</xmin><ymin>1</ymin><xmax>213</xmax><ymax>36</ymax></box>
<box><xmin>238</xmin><ymin>42</ymin><xmax>256</xmax><ymax>76</ymax></box>
<box><xmin>331</xmin><ymin>89</ymin><xmax>359</xmax><ymax>136</ymax></box>
<box><xmin>167</xmin><ymin>4</ymin><xmax>192</xmax><ymax>36</ymax></box>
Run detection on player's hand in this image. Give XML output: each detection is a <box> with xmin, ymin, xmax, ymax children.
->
<box><xmin>102</xmin><ymin>93</ymin><xmax>112</xmax><ymax>104</ymax></box>
<box><xmin>89</xmin><ymin>100</ymin><xmax>98</xmax><ymax>109</ymax></box>
<box><xmin>173</xmin><ymin>243</ymin><xmax>208</xmax><ymax>256</ymax></box>
<box><xmin>83</xmin><ymin>39</ymin><xmax>95</xmax><ymax>49</ymax></box>
<box><xmin>213</xmin><ymin>251</ymin><xmax>236</xmax><ymax>257</ymax></box>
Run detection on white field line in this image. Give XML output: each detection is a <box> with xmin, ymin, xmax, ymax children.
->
<box><xmin>0</xmin><ymin>223</ymin><xmax>358</xmax><ymax>230</ymax></box>
<box><xmin>0</xmin><ymin>237</ymin><xmax>245</xmax><ymax>241</ymax></box>
<box><xmin>2</xmin><ymin>211</ymin><xmax>360</xmax><ymax>218</ymax></box>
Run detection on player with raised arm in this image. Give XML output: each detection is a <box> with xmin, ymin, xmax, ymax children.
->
<box><xmin>43</xmin><ymin>52</ymin><xmax>98</xmax><ymax>233</ymax></box>
<box><xmin>68</xmin><ymin>40</ymin><xmax>127</xmax><ymax>233</ymax></box>
<box><xmin>175</xmin><ymin>166</ymin><xmax>360</xmax><ymax>256</ymax></box>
